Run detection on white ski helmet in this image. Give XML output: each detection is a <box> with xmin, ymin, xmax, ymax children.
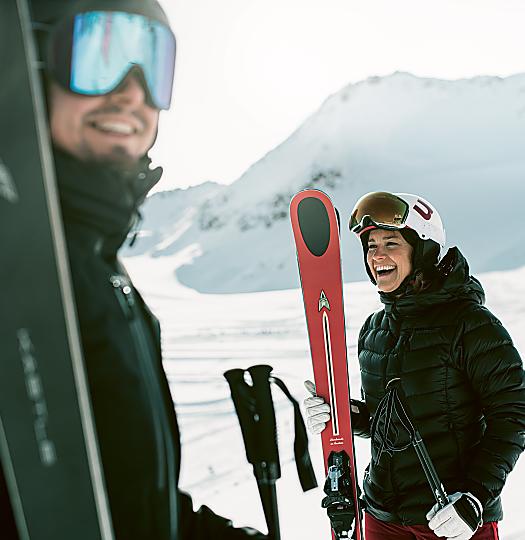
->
<box><xmin>349</xmin><ymin>191</ymin><xmax>446</xmax><ymax>249</ymax></box>
<box><xmin>349</xmin><ymin>191</ymin><xmax>446</xmax><ymax>285</ymax></box>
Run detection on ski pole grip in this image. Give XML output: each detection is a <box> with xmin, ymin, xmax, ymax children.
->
<box><xmin>224</xmin><ymin>366</ymin><xmax>281</xmax><ymax>479</ymax></box>
<box><xmin>224</xmin><ymin>368</ymin><xmax>258</xmax><ymax>464</ymax></box>
<box><xmin>248</xmin><ymin>365</ymin><xmax>280</xmax><ymax>480</ymax></box>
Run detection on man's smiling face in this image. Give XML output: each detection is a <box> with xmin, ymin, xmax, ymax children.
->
<box><xmin>48</xmin><ymin>72</ymin><xmax>159</xmax><ymax>167</ymax></box>
<box><xmin>366</xmin><ymin>229</ymin><xmax>413</xmax><ymax>293</ymax></box>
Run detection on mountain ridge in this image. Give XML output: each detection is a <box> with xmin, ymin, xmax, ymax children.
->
<box><xmin>124</xmin><ymin>71</ymin><xmax>525</xmax><ymax>293</ymax></box>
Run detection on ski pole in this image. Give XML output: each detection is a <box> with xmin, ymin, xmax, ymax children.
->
<box><xmin>386</xmin><ymin>379</ymin><xmax>449</xmax><ymax>509</ymax></box>
<box><xmin>224</xmin><ymin>365</ymin><xmax>281</xmax><ymax>540</ymax></box>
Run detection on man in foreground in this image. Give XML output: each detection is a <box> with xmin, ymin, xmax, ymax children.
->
<box><xmin>1</xmin><ymin>1</ymin><xmax>266</xmax><ymax>538</ymax></box>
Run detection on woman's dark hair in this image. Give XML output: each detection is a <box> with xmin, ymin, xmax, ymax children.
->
<box><xmin>399</xmin><ymin>229</ymin><xmax>441</xmax><ymax>294</ymax></box>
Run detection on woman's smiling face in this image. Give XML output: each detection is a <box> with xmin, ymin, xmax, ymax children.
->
<box><xmin>366</xmin><ymin>229</ymin><xmax>413</xmax><ymax>293</ymax></box>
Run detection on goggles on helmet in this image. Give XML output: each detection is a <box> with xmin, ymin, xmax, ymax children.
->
<box><xmin>47</xmin><ymin>10</ymin><xmax>176</xmax><ymax>110</ymax></box>
<box><xmin>349</xmin><ymin>192</ymin><xmax>409</xmax><ymax>235</ymax></box>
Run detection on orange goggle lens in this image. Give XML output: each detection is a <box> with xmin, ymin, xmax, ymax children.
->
<box><xmin>349</xmin><ymin>192</ymin><xmax>409</xmax><ymax>233</ymax></box>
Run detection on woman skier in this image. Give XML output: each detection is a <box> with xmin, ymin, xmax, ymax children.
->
<box><xmin>305</xmin><ymin>191</ymin><xmax>525</xmax><ymax>540</ymax></box>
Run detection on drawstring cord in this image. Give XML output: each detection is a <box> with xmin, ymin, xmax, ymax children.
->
<box><xmin>370</xmin><ymin>378</ymin><xmax>417</xmax><ymax>464</ymax></box>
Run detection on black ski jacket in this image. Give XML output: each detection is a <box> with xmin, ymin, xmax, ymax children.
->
<box><xmin>0</xmin><ymin>150</ymin><xmax>265</xmax><ymax>540</ymax></box>
<box><xmin>355</xmin><ymin>248</ymin><xmax>525</xmax><ymax>525</ymax></box>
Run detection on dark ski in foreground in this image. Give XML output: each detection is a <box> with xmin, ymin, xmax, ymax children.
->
<box><xmin>0</xmin><ymin>1</ymin><xmax>113</xmax><ymax>539</ymax></box>
<box><xmin>290</xmin><ymin>189</ymin><xmax>363</xmax><ymax>540</ymax></box>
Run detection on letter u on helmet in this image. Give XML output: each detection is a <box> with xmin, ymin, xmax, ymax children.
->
<box><xmin>349</xmin><ymin>191</ymin><xmax>446</xmax><ymax>249</ymax></box>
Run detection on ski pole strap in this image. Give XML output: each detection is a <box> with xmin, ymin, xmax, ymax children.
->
<box><xmin>271</xmin><ymin>376</ymin><xmax>318</xmax><ymax>492</ymax></box>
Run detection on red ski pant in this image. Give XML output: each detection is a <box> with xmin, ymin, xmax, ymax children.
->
<box><xmin>365</xmin><ymin>512</ymin><xmax>499</xmax><ymax>540</ymax></box>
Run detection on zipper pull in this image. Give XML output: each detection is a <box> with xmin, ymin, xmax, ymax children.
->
<box><xmin>110</xmin><ymin>275</ymin><xmax>135</xmax><ymax>319</ymax></box>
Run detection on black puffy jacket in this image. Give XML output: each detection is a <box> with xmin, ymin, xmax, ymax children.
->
<box><xmin>0</xmin><ymin>149</ymin><xmax>265</xmax><ymax>540</ymax></box>
<box><xmin>356</xmin><ymin>248</ymin><xmax>525</xmax><ymax>525</ymax></box>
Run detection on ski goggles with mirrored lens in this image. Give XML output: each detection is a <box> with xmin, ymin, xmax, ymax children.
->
<box><xmin>48</xmin><ymin>10</ymin><xmax>176</xmax><ymax>110</ymax></box>
<box><xmin>349</xmin><ymin>191</ymin><xmax>409</xmax><ymax>234</ymax></box>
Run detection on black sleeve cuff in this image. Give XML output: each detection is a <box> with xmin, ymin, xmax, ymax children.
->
<box><xmin>351</xmin><ymin>399</ymin><xmax>371</xmax><ymax>438</ymax></box>
<box><xmin>463</xmin><ymin>480</ymin><xmax>492</xmax><ymax>508</ymax></box>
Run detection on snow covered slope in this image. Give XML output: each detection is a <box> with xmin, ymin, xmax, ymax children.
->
<box><xmin>126</xmin><ymin>72</ymin><xmax>525</xmax><ymax>293</ymax></box>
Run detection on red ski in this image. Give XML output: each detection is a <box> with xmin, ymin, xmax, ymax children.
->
<box><xmin>290</xmin><ymin>189</ymin><xmax>363</xmax><ymax>540</ymax></box>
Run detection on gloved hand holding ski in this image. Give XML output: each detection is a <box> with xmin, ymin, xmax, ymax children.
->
<box><xmin>304</xmin><ymin>380</ymin><xmax>332</xmax><ymax>435</ymax></box>
<box><xmin>304</xmin><ymin>381</ymin><xmax>366</xmax><ymax>437</ymax></box>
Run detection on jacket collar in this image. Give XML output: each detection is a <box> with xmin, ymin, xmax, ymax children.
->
<box><xmin>379</xmin><ymin>247</ymin><xmax>485</xmax><ymax>319</ymax></box>
<box><xmin>53</xmin><ymin>147</ymin><xmax>162</xmax><ymax>258</ymax></box>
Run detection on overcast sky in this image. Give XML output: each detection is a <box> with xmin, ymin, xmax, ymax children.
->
<box><xmin>153</xmin><ymin>0</ymin><xmax>525</xmax><ymax>191</ymax></box>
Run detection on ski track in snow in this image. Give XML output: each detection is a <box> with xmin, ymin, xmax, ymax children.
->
<box><xmin>124</xmin><ymin>256</ymin><xmax>525</xmax><ymax>539</ymax></box>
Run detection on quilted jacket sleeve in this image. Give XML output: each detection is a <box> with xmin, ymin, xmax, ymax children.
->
<box><xmin>352</xmin><ymin>314</ymin><xmax>375</xmax><ymax>438</ymax></box>
<box><xmin>460</xmin><ymin>306</ymin><xmax>525</xmax><ymax>506</ymax></box>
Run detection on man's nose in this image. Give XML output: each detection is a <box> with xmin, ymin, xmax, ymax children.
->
<box><xmin>109</xmin><ymin>70</ymin><xmax>148</xmax><ymax>108</ymax></box>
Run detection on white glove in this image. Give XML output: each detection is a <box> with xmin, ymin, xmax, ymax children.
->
<box><xmin>303</xmin><ymin>380</ymin><xmax>363</xmax><ymax>435</ymax></box>
<box><xmin>303</xmin><ymin>380</ymin><xmax>331</xmax><ymax>435</ymax></box>
<box><xmin>427</xmin><ymin>492</ymin><xmax>483</xmax><ymax>540</ymax></box>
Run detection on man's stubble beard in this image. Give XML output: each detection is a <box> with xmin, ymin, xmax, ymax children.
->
<box><xmin>74</xmin><ymin>140</ymin><xmax>145</xmax><ymax>171</ymax></box>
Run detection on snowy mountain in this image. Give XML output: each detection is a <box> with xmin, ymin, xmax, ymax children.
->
<box><xmin>124</xmin><ymin>72</ymin><xmax>525</xmax><ymax>293</ymax></box>
<box><xmin>121</xmin><ymin>181</ymin><xmax>224</xmax><ymax>257</ymax></box>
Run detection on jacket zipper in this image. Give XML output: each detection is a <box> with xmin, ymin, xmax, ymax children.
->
<box><xmin>111</xmin><ymin>274</ymin><xmax>179</xmax><ymax>536</ymax></box>
<box><xmin>110</xmin><ymin>274</ymin><xmax>167</xmax><ymax>490</ymax></box>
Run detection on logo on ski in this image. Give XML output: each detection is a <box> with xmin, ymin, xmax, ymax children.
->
<box><xmin>18</xmin><ymin>328</ymin><xmax>57</xmax><ymax>467</ymax></box>
<box><xmin>321</xmin><ymin>312</ymin><xmax>339</xmax><ymax>437</ymax></box>
<box><xmin>318</xmin><ymin>290</ymin><xmax>331</xmax><ymax>312</ymax></box>
<box><xmin>0</xmin><ymin>158</ymin><xmax>19</xmax><ymax>204</ymax></box>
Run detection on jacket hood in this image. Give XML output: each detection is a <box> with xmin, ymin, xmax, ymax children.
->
<box><xmin>53</xmin><ymin>147</ymin><xmax>162</xmax><ymax>257</ymax></box>
<box><xmin>379</xmin><ymin>247</ymin><xmax>485</xmax><ymax>318</ymax></box>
